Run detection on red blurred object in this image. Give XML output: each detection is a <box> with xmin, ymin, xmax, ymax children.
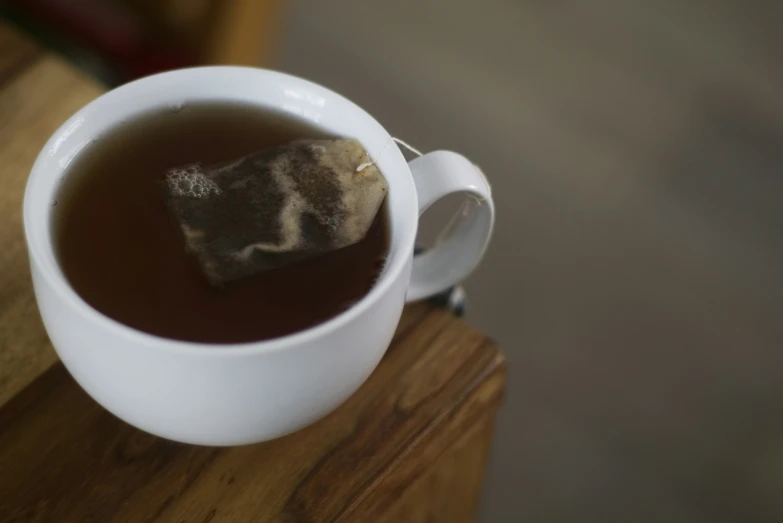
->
<box><xmin>8</xmin><ymin>0</ymin><xmax>196</xmax><ymax>80</ymax></box>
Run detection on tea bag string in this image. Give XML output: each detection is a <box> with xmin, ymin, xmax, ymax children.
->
<box><xmin>358</xmin><ymin>136</ymin><xmax>489</xmax><ymax>250</ymax></box>
<box><xmin>390</xmin><ymin>137</ymin><xmax>424</xmax><ymax>158</ymax></box>
<box><xmin>357</xmin><ymin>136</ymin><xmax>489</xmax><ymax>206</ymax></box>
<box><xmin>356</xmin><ymin>137</ymin><xmax>422</xmax><ymax>172</ymax></box>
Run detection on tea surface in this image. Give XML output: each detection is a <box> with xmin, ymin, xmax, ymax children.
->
<box><xmin>55</xmin><ymin>103</ymin><xmax>389</xmax><ymax>343</ymax></box>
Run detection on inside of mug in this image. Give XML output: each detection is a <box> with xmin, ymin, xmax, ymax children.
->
<box><xmin>27</xmin><ymin>68</ymin><xmax>418</xmax><ymax>295</ymax></box>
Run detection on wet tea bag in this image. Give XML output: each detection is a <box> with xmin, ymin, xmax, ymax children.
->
<box><xmin>162</xmin><ymin>139</ymin><xmax>388</xmax><ymax>286</ymax></box>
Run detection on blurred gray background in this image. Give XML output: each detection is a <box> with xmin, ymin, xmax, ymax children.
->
<box><xmin>276</xmin><ymin>1</ymin><xmax>783</xmax><ymax>522</ymax></box>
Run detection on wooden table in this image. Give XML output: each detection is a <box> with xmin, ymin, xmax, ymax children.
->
<box><xmin>0</xmin><ymin>23</ymin><xmax>505</xmax><ymax>523</ymax></box>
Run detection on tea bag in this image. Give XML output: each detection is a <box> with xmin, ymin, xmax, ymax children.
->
<box><xmin>162</xmin><ymin>139</ymin><xmax>388</xmax><ymax>286</ymax></box>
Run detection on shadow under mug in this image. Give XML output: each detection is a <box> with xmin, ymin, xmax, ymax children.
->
<box><xmin>24</xmin><ymin>67</ymin><xmax>494</xmax><ymax>445</ymax></box>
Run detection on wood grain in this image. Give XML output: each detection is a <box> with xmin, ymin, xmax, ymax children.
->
<box><xmin>377</xmin><ymin>417</ymin><xmax>497</xmax><ymax>523</ymax></box>
<box><xmin>0</xmin><ymin>52</ymin><xmax>103</xmax><ymax>407</ymax></box>
<box><xmin>0</xmin><ymin>23</ymin><xmax>505</xmax><ymax>522</ymax></box>
<box><xmin>0</xmin><ymin>307</ymin><xmax>504</xmax><ymax>522</ymax></box>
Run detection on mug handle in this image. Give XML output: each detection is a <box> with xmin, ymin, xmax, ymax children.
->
<box><xmin>406</xmin><ymin>151</ymin><xmax>495</xmax><ymax>302</ymax></box>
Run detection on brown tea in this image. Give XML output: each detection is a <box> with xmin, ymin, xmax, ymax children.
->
<box><xmin>54</xmin><ymin>103</ymin><xmax>389</xmax><ymax>343</ymax></box>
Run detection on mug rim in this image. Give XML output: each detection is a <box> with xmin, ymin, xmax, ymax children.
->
<box><xmin>23</xmin><ymin>66</ymin><xmax>416</xmax><ymax>357</ymax></box>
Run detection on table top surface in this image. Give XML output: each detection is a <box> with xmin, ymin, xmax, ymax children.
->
<box><xmin>0</xmin><ymin>23</ymin><xmax>504</xmax><ymax>522</ymax></box>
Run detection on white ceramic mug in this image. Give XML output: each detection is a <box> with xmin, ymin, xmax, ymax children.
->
<box><xmin>24</xmin><ymin>67</ymin><xmax>494</xmax><ymax>445</ymax></box>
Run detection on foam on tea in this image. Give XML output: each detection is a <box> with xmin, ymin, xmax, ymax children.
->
<box><xmin>161</xmin><ymin>139</ymin><xmax>388</xmax><ymax>286</ymax></box>
<box><xmin>54</xmin><ymin>103</ymin><xmax>390</xmax><ymax>343</ymax></box>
